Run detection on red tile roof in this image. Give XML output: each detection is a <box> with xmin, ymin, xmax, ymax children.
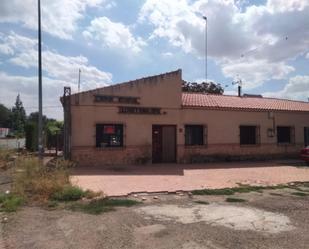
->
<box><xmin>182</xmin><ymin>93</ymin><xmax>309</xmax><ymax>112</ymax></box>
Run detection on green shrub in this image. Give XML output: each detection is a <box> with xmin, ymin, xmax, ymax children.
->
<box><xmin>69</xmin><ymin>198</ymin><xmax>140</xmax><ymax>215</ymax></box>
<box><xmin>194</xmin><ymin>200</ymin><xmax>209</xmax><ymax>205</ymax></box>
<box><xmin>52</xmin><ymin>186</ymin><xmax>85</xmax><ymax>201</ymax></box>
<box><xmin>225</xmin><ymin>197</ymin><xmax>247</xmax><ymax>203</ymax></box>
<box><xmin>192</xmin><ymin>188</ymin><xmax>235</xmax><ymax>195</ymax></box>
<box><xmin>291</xmin><ymin>192</ymin><xmax>308</xmax><ymax>197</ymax></box>
<box><xmin>0</xmin><ymin>193</ymin><xmax>23</xmax><ymax>212</ymax></box>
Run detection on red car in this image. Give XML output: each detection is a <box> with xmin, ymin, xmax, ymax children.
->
<box><xmin>300</xmin><ymin>146</ymin><xmax>309</xmax><ymax>165</ymax></box>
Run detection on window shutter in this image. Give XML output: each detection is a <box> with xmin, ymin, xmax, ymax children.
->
<box><xmin>291</xmin><ymin>126</ymin><xmax>295</xmax><ymax>144</ymax></box>
<box><xmin>123</xmin><ymin>123</ymin><xmax>126</xmax><ymax>147</ymax></box>
<box><xmin>204</xmin><ymin>125</ymin><xmax>208</xmax><ymax>146</ymax></box>
<box><xmin>256</xmin><ymin>126</ymin><xmax>261</xmax><ymax>145</ymax></box>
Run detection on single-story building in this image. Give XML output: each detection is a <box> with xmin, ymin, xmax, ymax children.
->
<box><xmin>61</xmin><ymin>69</ymin><xmax>309</xmax><ymax>166</ymax></box>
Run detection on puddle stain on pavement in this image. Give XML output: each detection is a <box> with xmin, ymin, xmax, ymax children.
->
<box><xmin>136</xmin><ymin>204</ymin><xmax>295</xmax><ymax>234</ymax></box>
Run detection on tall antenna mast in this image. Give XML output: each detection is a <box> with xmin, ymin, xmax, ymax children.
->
<box><xmin>78</xmin><ymin>68</ymin><xmax>81</xmax><ymax>93</ymax></box>
<box><xmin>203</xmin><ymin>16</ymin><xmax>208</xmax><ymax>83</ymax></box>
<box><xmin>232</xmin><ymin>76</ymin><xmax>243</xmax><ymax>97</ymax></box>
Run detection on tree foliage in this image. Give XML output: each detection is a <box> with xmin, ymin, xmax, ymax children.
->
<box><xmin>182</xmin><ymin>81</ymin><xmax>224</xmax><ymax>94</ymax></box>
<box><xmin>10</xmin><ymin>94</ymin><xmax>26</xmax><ymax>136</ymax></box>
<box><xmin>0</xmin><ymin>104</ymin><xmax>11</xmax><ymax>127</ymax></box>
<box><xmin>25</xmin><ymin>112</ymin><xmax>63</xmax><ymax>151</ymax></box>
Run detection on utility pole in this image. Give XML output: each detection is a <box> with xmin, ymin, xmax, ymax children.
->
<box><xmin>203</xmin><ymin>16</ymin><xmax>208</xmax><ymax>83</ymax></box>
<box><xmin>78</xmin><ymin>68</ymin><xmax>81</xmax><ymax>93</ymax></box>
<box><xmin>38</xmin><ymin>0</ymin><xmax>43</xmax><ymax>159</ymax></box>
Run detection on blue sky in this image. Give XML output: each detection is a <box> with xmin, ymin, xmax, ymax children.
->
<box><xmin>0</xmin><ymin>0</ymin><xmax>308</xmax><ymax>120</ymax></box>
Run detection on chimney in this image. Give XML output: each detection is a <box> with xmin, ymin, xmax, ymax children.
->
<box><xmin>238</xmin><ymin>85</ymin><xmax>242</xmax><ymax>97</ymax></box>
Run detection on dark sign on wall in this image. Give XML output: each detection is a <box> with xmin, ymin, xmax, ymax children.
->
<box><xmin>119</xmin><ymin>106</ymin><xmax>161</xmax><ymax>115</ymax></box>
<box><xmin>94</xmin><ymin>95</ymin><xmax>140</xmax><ymax>104</ymax></box>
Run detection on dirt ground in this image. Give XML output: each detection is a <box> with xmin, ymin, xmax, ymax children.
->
<box><xmin>1</xmin><ymin>187</ymin><xmax>309</xmax><ymax>249</ymax></box>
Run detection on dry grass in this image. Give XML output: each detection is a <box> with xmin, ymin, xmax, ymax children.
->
<box><xmin>0</xmin><ymin>149</ymin><xmax>14</xmax><ymax>169</ymax></box>
<box><xmin>12</xmin><ymin>157</ymin><xmax>73</xmax><ymax>202</ymax></box>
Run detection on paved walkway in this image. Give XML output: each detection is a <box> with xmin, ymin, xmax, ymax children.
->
<box><xmin>70</xmin><ymin>160</ymin><xmax>309</xmax><ymax>196</ymax></box>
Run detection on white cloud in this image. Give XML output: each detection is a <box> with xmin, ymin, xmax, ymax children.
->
<box><xmin>0</xmin><ymin>72</ymin><xmax>67</xmax><ymax>120</ymax></box>
<box><xmin>0</xmin><ymin>32</ymin><xmax>112</xmax><ymax>90</ymax></box>
<box><xmin>266</xmin><ymin>0</ymin><xmax>309</xmax><ymax>12</ymax></box>
<box><xmin>0</xmin><ymin>32</ymin><xmax>113</xmax><ymax>119</ymax></box>
<box><xmin>105</xmin><ymin>1</ymin><xmax>117</xmax><ymax>9</ymax></box>
<box><xmin>263</xmin><ymin>75</ymin><xmax>309</xmax><ymax>101</ymax></box>
<box><xmin>0</xmin><ymin>0</ymin><xmax>106</xmax><ymax>39</ymax></box>
<box><xmin>139</xmin><ymin>0</ymin><xmax>309</xmax><ymax>88</ymax></box>
<box><xmin>161</xmin><ymin>52</ymin><xmax>173</xmax><ymax>57</ymax></box>
<box><xmin>222</xmin><ymin>59</ymin><xmax>295</xmax><ymax>88</ymax></box>
<box><xmin>83</xmin><ymin>17</ymin><xmax>146</xmax><ymax>53</ymax></box>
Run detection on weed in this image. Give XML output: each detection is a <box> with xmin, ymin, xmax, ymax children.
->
<box><xmin>52</xmin><ymin>186</ymin><xmax>85</xmax><ymax>201</ymax></box>
<box><xmin>12</xmin><ymin>157</ymin><xmax>71</xmax><ymax>202</ymax></box>
<box><xmin>47</xmin><ymin>200</ymin><xmax>59</xmax><ymax>208</ymax></box>
<box><xmin>194</xmin><ymin>200</ymin><xmax>209</xmax><ymax>205</ymax></box>
<box><xmin>84</xmin><ymin>190</ymin><xmax>102</xmax><ymax>199</ymax></box>
<box><xmin>192</xmin><ymin>184</ymin><xmax>288</xmax><ymax>196</ymax></box>
<box><xmin>69</xmin><ymin>198</ymin><xmax>140</xmax><ymax>215</ymax></box>
<box><xmin>291</xmin><ymin>192</ymin><xmax>308</xmax><ymax>197</ymax></box>
<box><xmin>225</xmin><ymin>197</ymin><xmax>247</xmax><ymax>203</ymax></box>
<box><xmin>192</xmin><ymin>188</ymin><xmax>235</xmax><ymax>195</ymax></box>
<box><xmin>269</xmin><ymin>192</ymin><xmax>284</xmax><ymax>196</ymax></box>
<box><xmin>0</xmin><ymin>193</ymin><xmax>23</xmax><ymax>212</ymax></box>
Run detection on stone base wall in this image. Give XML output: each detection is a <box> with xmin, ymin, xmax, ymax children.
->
<box><xmin>71</xmin><ymin>143</ymin><xmax>303</xmax><ymax>166</ymax></box>
<box><xmin>178</xmin><ymin>143</ymin><xmax>303</xmax><ymax>163</ymax></box>
<box><xmin>71</xmin><ymin>145</ymin><xmax>152</xmax><ymax>166</ymax></box>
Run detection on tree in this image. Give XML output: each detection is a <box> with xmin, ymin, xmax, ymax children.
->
<box><xmin>25</xmin><ymin>112</ymin><xmax>46</xmax><ymax>151</ymax></box>
<box><xmin>10</xmin><ymin>94</ymin><xmax>26</xmax><ymax>136</ymax></box>
<box><xmin>25</xmin><ymin>112</ymin><xmax>63</xmax><ymax>151</ymax></box>
<box><xmin>182</xmin><ymin>81</ymin><xmax>224</xmax><ymax>94</ymax></box>
<box><xmin>0</xmin><ymin>104</ymin><xmax>11</xmax><ymax>127</ymax></box>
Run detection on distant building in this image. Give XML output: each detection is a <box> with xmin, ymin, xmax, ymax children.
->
<box><xmin>0</xmin><ymin>128</ymin><xmax>9</xmax><ymax>138</ymax></box>
<box><xmin>61</xmin><ymin>69</ymin><xmax>309</xmax><ymax>166</ymax></box>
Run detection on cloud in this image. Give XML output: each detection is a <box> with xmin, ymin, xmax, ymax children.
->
<box><xmin>161</xmin><ymin>52</ymin><xmax>173</xmax><ymax>58</ymax></box>
<box><xmin>222</xmin><ymin>59</ymin><xmax>295</xmax><ymax>88</ymax></box>
<box><xmin>139</xmin><ymin>0</ymin><xmax>309</xmax><ymax>87</ymax></box>
<box><xmin>0</xmin><ymin>72</ymin><xmax>67</xmax><ymax>120</ymax></box>
<box><xmin>0</xmin><ymin>0</ymin><xmax>106</xmax><ymax>39</ymax></box>
<box><xmin>0</xmin><ymin>32</ymin><xmax>113</xmax><ymax>119</ymax></box>
<box><xmin>83</xmin><ymin>17</ymin><xmax>146</xmax><ymax>53</ymax></box>
<box><xmin>263</xmin><ymin>75</ymin><xmax>309</xmax><ymax>101</ymax></box>
<box><xmin>0</xmin><ymin>32</ymin><xmax>112</xmax><ymax>90</ymax></box>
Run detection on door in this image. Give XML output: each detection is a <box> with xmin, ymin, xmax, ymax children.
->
<box><xmin>305</xmin><ymin>127</ymin><xmax>309</xmax><ymax>146</ymax></box>
<box><xmin>152</xmin><ymin>125</ymin><xmax>176</xmax><ymax>163</ymax></box>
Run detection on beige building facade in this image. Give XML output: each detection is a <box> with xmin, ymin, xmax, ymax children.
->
<box><xmin>62</xmin><ymin>69</ymin><xmax>309</xmax><ymax>166</ymax></box>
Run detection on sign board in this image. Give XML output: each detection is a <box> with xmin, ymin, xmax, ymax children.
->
<box><xmin>119</xmin><ymin>106</ymin><xmax>161</xmax><ymax>115</ymax></box>
<box><xmin>94</xmin><ymin>95</ymin><xmax>139</xmax><ymax>104</ymax></box>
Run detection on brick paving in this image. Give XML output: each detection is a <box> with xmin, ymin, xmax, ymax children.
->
<box><xmin>71</xmin><ymin>160</ymin><xmax>309</xmax><ymax>196</ymax></box>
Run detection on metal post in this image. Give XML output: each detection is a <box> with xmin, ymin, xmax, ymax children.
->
<box><xmin>203</xmin><ymin>16</ymin><xmax>208</xmax><ymax>83</ymax></box>
<box><xmin>78</xmin><ymin>68</ymin><xmax>81</xmax><ymax>93</ymax></box>
<box><xmin>63</xmin><ymin>87</ymin><xmax>71</xmax><ymax>160</ymax></box>
<box><xmin>38</xmin><ymin>0</ymin><xmax>43</xmax><ymax>159</ymax></box>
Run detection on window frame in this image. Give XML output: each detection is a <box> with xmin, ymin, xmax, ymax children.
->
<box><xmin>184</xmin><ymin>124</ymin><xmax>207</xmax><ymax>146</ymax></box>
<box><xmin>276</xmin><ymin>126</ymin><xmax>295</xmax><ymax>145</ymax></box>
<box><xmin>95</xmin><ymin>123</ymin><xmax>124</xmax><ymax>148</ymax></box>
<box><xmin>239</xmin><ymin>125</ymin><xmax>260</xmax><ymax>146</ymax></box>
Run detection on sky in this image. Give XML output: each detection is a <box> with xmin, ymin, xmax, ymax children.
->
<box><xmin>0</xmin><ymin>0</ymin><xmax>309</xmax><ymax>120</ymax></box>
